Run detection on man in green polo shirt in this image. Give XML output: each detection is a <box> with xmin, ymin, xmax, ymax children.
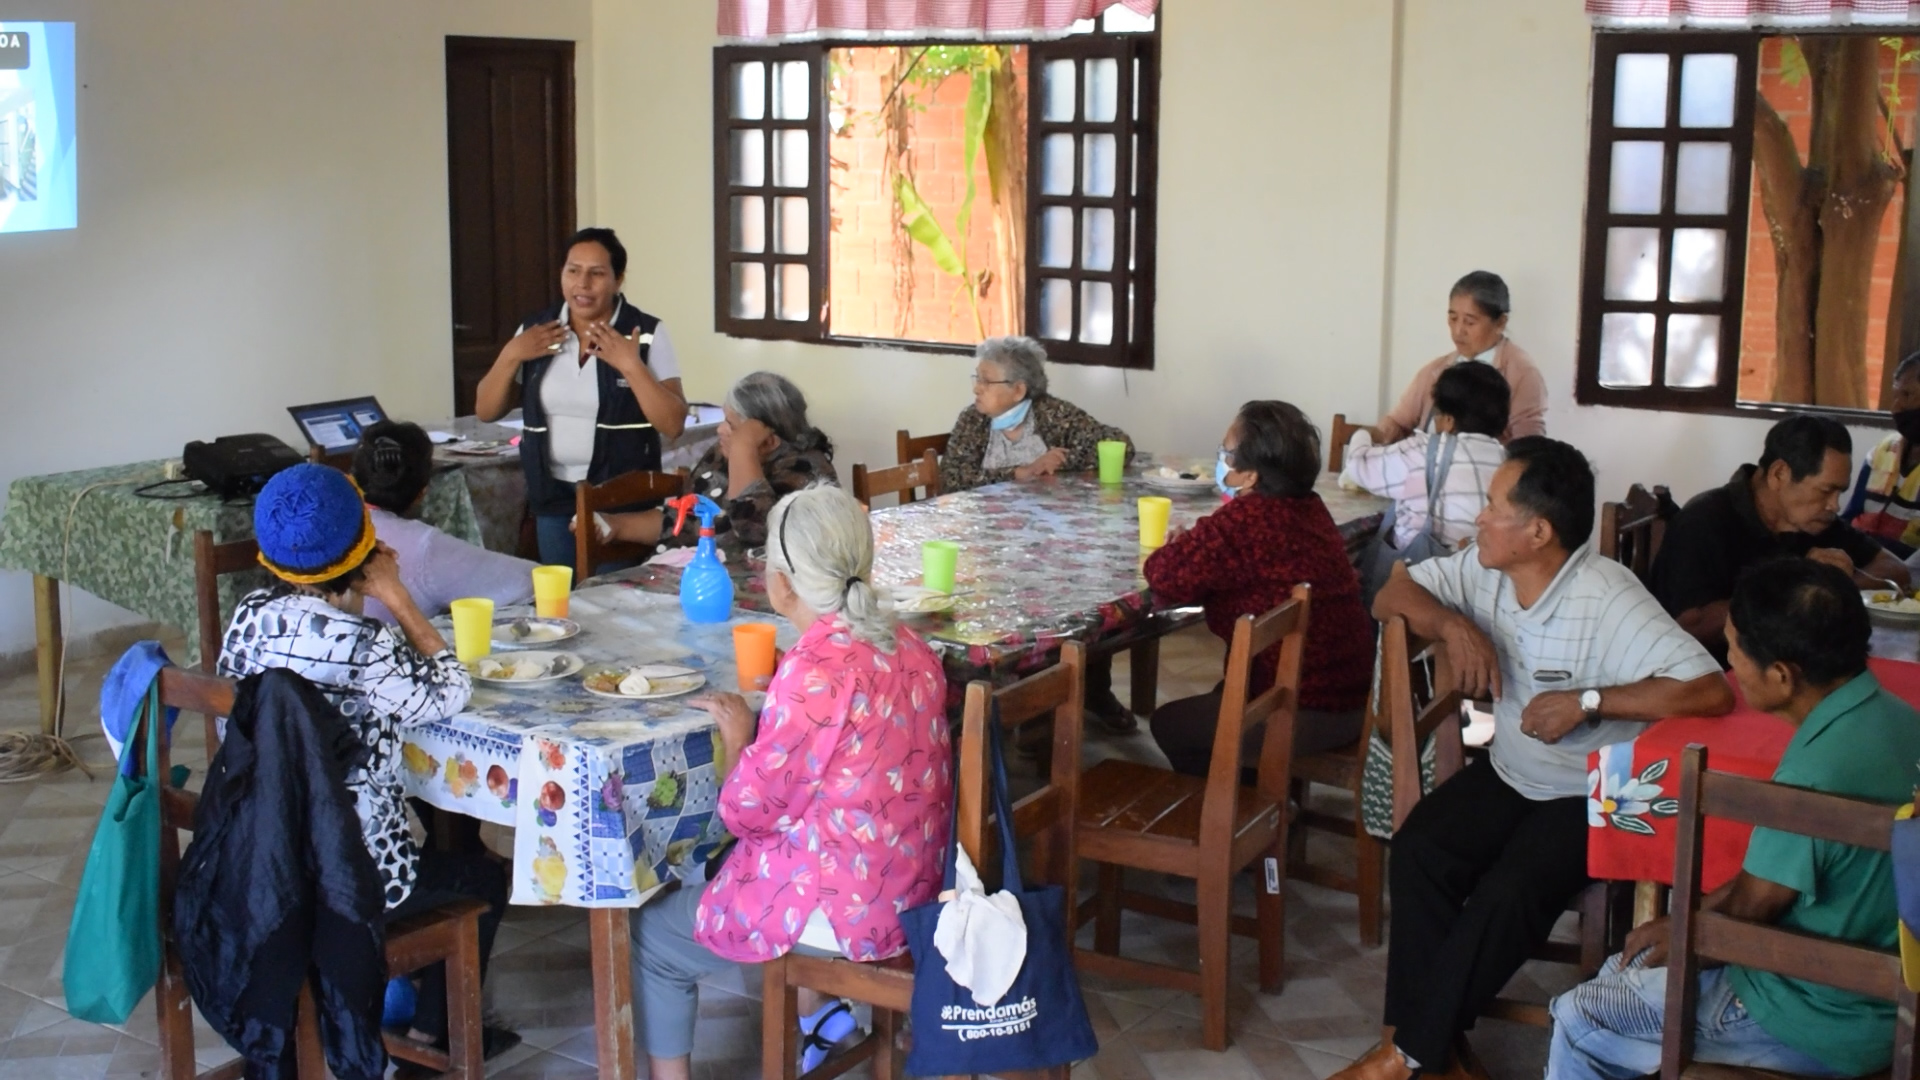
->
<box><xmin>1547</xmin><ymin>557</ymin><xmax>1919</xmax><ymax>1080</ymax></box>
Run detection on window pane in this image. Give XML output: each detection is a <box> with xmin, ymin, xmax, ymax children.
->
<box><xmin>731</xmin><ymin>62</ymin><xmax>765</xmax><ymax>121</ymax></box>
<box><xmin>1675</xmin><ymin>142</ymin><xmax>1732</xmax><ymax>215</ymax></box>
<box><xmin>772</xmin><ymin>60</ymin><xmax>810</xmax><ymax>120</ymax></box>
<box><xmin>1083</xmin><ymin>208</ymin><xmax>1115</xmax><ymax>271</ymax></box>
<box><xmin>1665</xmin><ymin>314</ymin><xmax>1721</xmax><ymax>388</ymax></box>
<box><xmin>1084</xmin><ymin>133</ymin><xmax>1116</xmax><ymax>197</ymax></box>
<box><xmin>772</xmin><ymin>129</ymin><xmax>809</xmax><ymax>188</ymax></box>
<box><xmin>774</xmin><ymin>263</ymin><xmax>809</xmax><ymax>321</ymax></box>
<box><xmin>731</xmin><ymin>262</ymin><xmax>766</xmax><ymax>320</ymax></box>
<box><xmin>1103</xmin><ymin>7</ymin><xmax>1156</xmax><ymax>32</ymax></box>
<box><xmin>730</xmin><ymin>196</ymin><xmax>765</xmax><ymax>253</ymax></box>
<box><xmin>1041</xmin><ymin>134</ymin><xmax>1076</xmax><ymax>196</ymax></box>
<box><xmin>1086</xmin><ymin>58</ymin><xmax>1118</xmax><ymax>123</ymax></box>
<box><xmin>730</xmin><ymin>130</ymin><xmax>764</xmax><ymax>187</ymax></box>
<box><xmin>1133</xmin><ymin>58</ymin><xmax>1141</xmax><ymax>120</ymax></box>
<box><xmin>1039</xmin><ymin>207</ymin><xmax>1074</xmax><ymax>269</ymax></box>
<box><xmin>774</xmin><ymin>197</ymin><xmax>808</xmax><ymax>255</ymax></box>
<box><xmin>1669</xmin><ymin>228</ymin><xmax>1727</xmax><ymax>302</ymax></box>
<box><xmin>1608</xmin><ymin>141</ymin><xmax>1666</xmax><ymax>215</ymax></box>
<box><xmin>1080</xmin><ymin>281</ymin><xmax>1114</xmax><ymax>344</ymax></box>
<box><xmin>1042</xmin><ymin>60</ymin><xmax>1077</xmax><ymax>123</ymax></box>
<box><xmin>1613</xmin><ymin>54</ymin><xmax>1670</xmax><ymax>128</ymax></box>
<box><xmin>1131</xmin><ymin>134</ymin><xmax>1139</xmax><ymax>196</ymax></box>
<box><xmin>1679</xmin><ymin>54</ymin><xmax>1737</xmax><ymax>128</ymax></box>
<box><xmin>1604</xmin><ymin>227</ymin><xmax>1662</xmax><ymax>302</ymax></box>
<box><xmin>1039</xmin><ymin>278</ymin><xmax>1073</xmax><ymax>340</ymax></box>
<box><xmin>1599</xmin><ymin>312</ymin><xmax>1656</xmax><ymax>387</ymax></box>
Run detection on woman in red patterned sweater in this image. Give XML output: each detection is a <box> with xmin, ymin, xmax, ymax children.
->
<box><xmin>1145</xmin><ymin>401</ymin><xmax>1375</xmax><ymax>776</ymax></box>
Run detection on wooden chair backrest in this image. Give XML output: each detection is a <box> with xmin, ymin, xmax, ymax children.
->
<box><xmin>307</xmin><ymin>445</ymin><xmax>356</xmax><ymax>473</ymax></box>
<box><xmin>574</xmin><ymin>468</ymin><xmax>688</xmax><ymax>574</ymax></box>
<box><xmin>1204</xmin><ymin>587</ymin><xmax>1311</xmax><ymax>832</ymax></box>
<box><xmin>1367</xmin><ymin>615</ymin><xmax>1465</xmax><ymax>831</ymax></box>
<box><xmin>957</xmin><ymin>642</ymin><xmax>1085</xmax><ymax>913</ymax></box>
<box><xmin>851</xmin><ymin>450</ymin><xmax>941</xmax><ymax>508</ymax></box>
<box><xmin>193</xmin><ymin>531</ymin><xmax>259</xmax><ymax>674</ymax></box>
<box><xmin>896</xmin><ymin>429</ymin><xmax>951</xmax><ymax>466</ymax></box>
<box><xmin>1327</xmin><ymin>413</ymin><xmax>1364</xmax><ymax>473</ymax></box>
<box><xmin>1598</xmin><ymin>483</ymin><xmax>1676</xmax><ymax>586</ymax></box>
<box><xmin>1663</xmin><ymin>744</ymin><xmax>1912</xmax><ymax>1080</ymax></box>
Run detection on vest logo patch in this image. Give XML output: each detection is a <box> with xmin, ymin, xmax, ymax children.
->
<box><xmin>615</xmin><ymin>378</ymin><xmax>630</xmax><ymax>388</ymax></box>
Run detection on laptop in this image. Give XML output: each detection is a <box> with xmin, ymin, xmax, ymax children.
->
<box><xmin>287</xmin><ymin>396</ymin><xmax>388</xmax><ymax>453</ymax></box>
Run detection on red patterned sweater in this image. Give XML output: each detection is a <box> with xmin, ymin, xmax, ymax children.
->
<box><xmin>1144</xmin><ymin>491</ymin><xmax>1373</xmax><ymax>712</ymax></box>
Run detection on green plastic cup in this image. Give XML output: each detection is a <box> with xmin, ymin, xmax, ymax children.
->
<box><xmin>1097</xmin><ymin>440</ymin><xmax>1127</xmax><ymax>485</ymax></box>
<box><xmin>922</xmin><ymin>540</ymin><xmax>961</xmax><ymax>594</ymax></box>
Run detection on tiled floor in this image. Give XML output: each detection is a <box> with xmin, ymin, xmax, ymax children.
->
<box><xmin>0</xmin><ymin>626</ymin><xmax>1568</xmax><ymax>1078</ymax></box>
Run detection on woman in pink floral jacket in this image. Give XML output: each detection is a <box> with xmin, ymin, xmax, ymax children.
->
<box><xmin>630</xmin><ymin>485</ymin><xmax>952</xmax><ymax>1080</ymax></box>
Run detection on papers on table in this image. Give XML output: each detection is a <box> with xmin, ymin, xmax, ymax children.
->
<box><xmin>426</xmin><ymin>430</ymin><xmax>456</xmax><ymax>444</ymax></box>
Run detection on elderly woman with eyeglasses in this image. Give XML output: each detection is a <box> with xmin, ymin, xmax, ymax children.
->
<box><xmin>629</xmin><ymin>485</ymin><xmax>951</xmax><ymax>1080</ymax></box>
<box><xmin>940</xmin><ymin>335</ymin><xmax>1135</xmax><ymax>493</ymax></box>
<box><xmin>584</xmin><ymin>371</ymin><xmax>837</xmax><ymax>556</ymax></box>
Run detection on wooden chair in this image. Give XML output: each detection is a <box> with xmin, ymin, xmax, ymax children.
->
<box><xmin>1288</xmin><ymin>616</ymin><xmax>1464</xmax><ymax>948</ymax></box>
<box><xmin>574</xmin><ymin>468</ymin><xmax>687</xmax><ymax>575</ymax></box>
<box><xmin>895</xmin><ymin>429</ymin><xmax>950</xmax><ymax>468</ymax></box>
<box><xmin>851</xmin><ymin>450</ymin><xmax>941</xmax><ymax>509</ymax></box>
<box><xmin>1661</xmin><ymin>744</ymin><xmax>1914</xmax><ymax>1080</ymax></box>
<box><xmin>1327</xmin><ymin>413</ymin><xmax>1365</xmax><ymax>472</ymax></box>
<box><xmin>1075</xmin><ymin>587</ymin><xmax>1310</xmax><ymax>1051</ymax></box>
<box><xmin>759</xmin><ymin>643</ymin><xmax>1086</xmax><ymax>1080</ymax></box>
<box><xmin>151</xmin><ymin>667</ymin><xmax>488</xmax><ymax>1080</ymax></box>
<box><xmin>1599</xmin><ymin>483</ymin><xmax>1677</xmax><ymax>586</ymax></box>
<box><xmin>191</xmin><ymin>531</ymin><xmax>260</xmax><ymax>751</ymax></box>
<box><xmin>307</xmin><ymin>445</ymin><xmax>356</xmax><ymax>472</ymax></box>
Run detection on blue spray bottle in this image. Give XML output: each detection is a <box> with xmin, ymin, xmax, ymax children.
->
<box><xmin>666</xmin><ymin>494</ymin><xmax>734</xmax><ymax>623</ymax></box>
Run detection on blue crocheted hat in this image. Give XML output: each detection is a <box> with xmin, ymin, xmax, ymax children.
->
<box><xmin>253</xmin><ymin>464</ymin><xmax>376</xmax><ymax>584</ymax></box>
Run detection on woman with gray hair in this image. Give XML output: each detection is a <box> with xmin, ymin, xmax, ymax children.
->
<box><xmin>589</xmin><ymin>371</ymin><xmax>838</xmax><ymax>555</ymax></box>
<box><xmin>629</xmin><ymin>486</ymin><xmax>951</xmax><ymax>1080</ymax></box>
<box><xmin>1368</xmin><ymin>270</ymin><xmax>1546</xmax><ymax>445</ymax></box>
<box><xmin>940</xmin><ymin>335</ymin><xmax>1135</xmax><ymax>493</ymax></box>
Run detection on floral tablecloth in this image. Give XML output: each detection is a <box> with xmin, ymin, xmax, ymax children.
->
<box><xmin>0</xmin><ymin>460</ymin><xmax>482</xmax><ymax>664</ymax></box>
<box><xmin>400</xmin><ymin>585</ymin><xmax>796</xmax><ymax>908</ymax></box>
<box><xmin>609</xmin><ymin>469</ymin><xmax>1386</xmax><ymax>696</ymax></box>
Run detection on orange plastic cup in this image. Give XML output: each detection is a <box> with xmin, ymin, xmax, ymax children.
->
<box><xmin>532</xmin><ymin>565</ymin><xmax>572</xmax><ymax>619</ymax></box>
<box><xmin>733</xmin><ymin>623</ymin><xmax>779</xmax><ymax>691</ymax></box>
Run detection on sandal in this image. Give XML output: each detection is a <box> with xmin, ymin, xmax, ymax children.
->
<box><xmin>798</xmin><ymin>999</ymin><xmax>859</xmax><ymax>1073</ymax></box>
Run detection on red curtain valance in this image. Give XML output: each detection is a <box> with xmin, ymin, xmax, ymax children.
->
<box><xmin>719</xmin><ymin>0</ymin><xmax>1159</xmax><ymax>42</ymax></box>
<box><xmin>1588</xmin><ymin>0</ymin><xmax>1920</xmax><ymax>26</ymax></box>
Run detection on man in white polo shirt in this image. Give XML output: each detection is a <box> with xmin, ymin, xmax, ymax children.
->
<box><xmin>1333</xmin><ymin>437</ymin><xmax>1733</xmax><ymax>1080</ymax></box>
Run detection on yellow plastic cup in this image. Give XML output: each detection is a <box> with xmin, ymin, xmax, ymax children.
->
<box><xmin>1097</xmin><ymin>440</ymin><xmax>1128</xmax><ymax>485</ymax></box>
<box><xmin>449</xmin><ymin>598</ymin><xmax>495</xmax><ymax>663</ymax></box>
<box><xmin>532</xmin><ymin>565</ymin><xmax>573</xmax><ymax>619</ymax></box>
<box><xmin>733</xmin><ymin>623</ymin><xmax>779</xmax><ymax>691</ymax></box>
<box><xmin>1138</xmin><ymin>496</ymin><xmax>1173</xmax><ymax>549</ymax></box>
<box><xmin>922</xmin><ymin>540</ymin><xmax>961</xmax><ymax>594</ymax></box>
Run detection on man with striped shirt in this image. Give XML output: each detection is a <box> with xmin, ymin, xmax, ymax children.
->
<box><xmin>1333</xmin><ymin>437</ymin><xmax>1732</xmax><ymax>1080</ymax></box>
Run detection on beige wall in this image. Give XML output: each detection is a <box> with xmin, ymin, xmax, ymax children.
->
<box><xmin>0</xmin><ymin>0</ymin><xmax>594</xmax><ymax>654</ymax></box>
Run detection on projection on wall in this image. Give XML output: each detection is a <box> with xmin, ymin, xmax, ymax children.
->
<box><xmin>0</xmin><ymin>22</ymin><xmax>75</xmax><ymax>234</ymax></box>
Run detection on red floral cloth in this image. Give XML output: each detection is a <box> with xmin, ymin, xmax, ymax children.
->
<box><xmin>1587</xmin><ymin>657</ymin><xmax>1920</xmax><ymax>890</ymax></box>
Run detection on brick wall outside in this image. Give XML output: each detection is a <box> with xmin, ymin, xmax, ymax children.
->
<box><xmin>1737</xmin><ymin>36</ymin><xmax>1917</xmax><ymax>403</ymax></box>
<box><xmin>827</xmin><ymin>46</ymin><xmax>1028</xmax><ymax>345</ymax></box>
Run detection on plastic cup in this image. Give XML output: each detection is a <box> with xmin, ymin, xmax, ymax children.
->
<box><xmin>922</xmin><ymin>540</ymin><xmax>961</xmax><ymax>594</ymax></box>
<box><xmin>1138</xmin><ymin>496</ymin><xmax>1173</xmax><ymax>549</ymax></box>
<box><xmin>449</xmin><ymin>598</ymin><xmax>494</xmax><ymax>663</ymax></box>
<box><xmin>733</xmin><ymin>623</ymin><xmax>779</xmax><ymax>691</ymax></box>
<box><xmin>532</xmin><ymin>565</ymin><xmax>573</xmax><ymax>619</ymax></box>
<box><xmin>1097</xmin><ymin>440</ymin><xmax>1128</xmax><ymax>485</ymax></box>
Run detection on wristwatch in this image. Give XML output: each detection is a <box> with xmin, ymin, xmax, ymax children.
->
<box><xmin>1579</xmin><ymin>689</ymin><xmax>1602</xmax><ymax>720</ymax></box>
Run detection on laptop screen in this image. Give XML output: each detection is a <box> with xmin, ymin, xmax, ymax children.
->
<box><xmin>287</xmin><ymin>397</ymin><xmax>387</xmax><ymax>451</ymax></box>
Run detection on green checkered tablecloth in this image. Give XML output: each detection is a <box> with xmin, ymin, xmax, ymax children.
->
<box><xmin>0</xmin><ymin>460</ymin><xmax>484</xmax><ymax>664</ymax></box>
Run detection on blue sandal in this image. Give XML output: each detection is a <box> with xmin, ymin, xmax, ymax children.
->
<box><xmin>798</xmin><ymin>999</ymin><xmax>858</xmax><ymax>1073</ymax></box>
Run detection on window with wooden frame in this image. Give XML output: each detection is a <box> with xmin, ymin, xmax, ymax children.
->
<box><xmin>1577</xmin><ymin>31</ymin><xmax>1920</xmax><ymax>418</ymax></box>
<box><xmin>711</xmin><ymin>9</ymin><xmax>1161</xmax><ymax>369</ymax></box>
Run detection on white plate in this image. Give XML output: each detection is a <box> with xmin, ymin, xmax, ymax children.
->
<box><xmin>1140</xmin><ymin>470</ymin><xmax>1214</xmax><ymax>492</ymax></box>
<box><xmin>470</xmin><ymin>651</ymin><xmax>584</xmax><ymax>684</ymax></box>
<box><xmin>1863</xmin><ymin>590</ymin><xmax>1920</xmax><ymax>626</ymax></box>
<box><xmin>892</xmin><ymin>586</ymin><xmax>958</xmax><ymax>615</ymax></box>
<box><xmin>492</xmin><ymin>617</ymin><xmax>580</xmax><ymax>648</ymax></box>
<box><xmin>580</xmin><ymin>664</ymin><xmax>709</xmax><ymax>700</ymax></box>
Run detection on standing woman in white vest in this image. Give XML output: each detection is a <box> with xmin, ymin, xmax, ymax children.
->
<box><xmin>474</xmin><ymin>227</ymin><xmax>688</xmax><ymax>569</ymax></box>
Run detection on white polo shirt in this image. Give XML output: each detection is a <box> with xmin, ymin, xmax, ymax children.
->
<box><xmin>1408</xmin><ymin>542</ymin><xmax>1720</xmax><ymax>800</ymax></box>
<box><xmin>524</xmin><ymin>301</ymin><xmax>682</xmax><ymax>482</ymax></box>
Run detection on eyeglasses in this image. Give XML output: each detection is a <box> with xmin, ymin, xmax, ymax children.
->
<box><xmin>971</xmin><ymin>375</ymin><xmax>1015</xmax><ymax>387</ymax></box>
<box><xmin>1218</xmin><ymin>445</ymin><xmax>1238</xmax><ymax>466</ymax></box>
<box><xmin>778</xmin><ymin>504</ymin><xmax>796</xmax><ymax>573</ymax></box>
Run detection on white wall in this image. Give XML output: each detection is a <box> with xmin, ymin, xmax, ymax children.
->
<box><xmin>0</xmin><ymin>0</ymin><xmax>595</xmax><ymax>655</ymax></box>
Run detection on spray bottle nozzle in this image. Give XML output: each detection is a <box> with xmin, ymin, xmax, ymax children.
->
<box><xmin>667</xmin><ymin>494</ymin><xmax>724</xmax><ymax>537</ymax></box>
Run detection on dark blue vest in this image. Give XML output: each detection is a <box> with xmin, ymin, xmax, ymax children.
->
<box><xmin>516</xmin><ymin>295</ymin><xmax>665</xmax><ymax>516</ymax></box>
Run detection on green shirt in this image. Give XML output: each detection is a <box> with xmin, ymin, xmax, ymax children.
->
<box><xmin>1730</xmin><ymin>670</ymin><xmax>1920</xmax><ymax>1076</ymax></box>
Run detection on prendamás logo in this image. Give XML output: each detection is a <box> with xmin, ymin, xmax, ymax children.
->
<box><xmin>0</xmin><ymin>32</ymin><xmax>27</xmax><ymax>71</ymax></box>
<box><xmin>939</xmin><ymin>997</ymin><xmax>1039</xmax><ymax>1041</ymax></box>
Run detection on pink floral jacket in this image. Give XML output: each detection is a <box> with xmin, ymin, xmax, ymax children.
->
<box><xmin>694</xmin><ymin>614</ymin><xmax>952</xmax><ymax>963</ymax></box>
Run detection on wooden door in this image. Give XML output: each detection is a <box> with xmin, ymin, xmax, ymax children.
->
<box><xmin>446</xmin><ymin>37</ymin><xmax>576</xmax><ymax>416</ymax></box>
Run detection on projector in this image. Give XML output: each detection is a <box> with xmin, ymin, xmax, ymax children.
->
<box><xmin>182</xmin><ymin>434</ymin><xmax>304</xmax><ymax>500</ymax></box>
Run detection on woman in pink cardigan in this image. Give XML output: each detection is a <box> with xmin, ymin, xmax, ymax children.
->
<box><xmin>630</xmin><ymin>485</ymin><xmax>952</xmax><ymax>1080</ymax></box>
<box><xmin>1371</xmin><ymin>270</ymin><xmax>1547</xmax><ymax>445</ymax></box>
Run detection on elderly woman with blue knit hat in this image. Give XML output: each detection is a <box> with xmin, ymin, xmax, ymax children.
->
<box><xmin>216</xmin><ymin>463</ymin><xmax>520</xmax><ymax>1063</ymax></box>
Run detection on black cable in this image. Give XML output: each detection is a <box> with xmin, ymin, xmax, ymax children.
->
<box><xmin>132</xmin><ymin>478</ymin><xmax>209</xmax><ymax>500</ymax></box>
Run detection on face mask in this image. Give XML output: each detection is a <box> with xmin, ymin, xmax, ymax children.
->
<box><xmin>990</xmin><ymin>397</ymin><xmax>1033</xmax><ymax>432</ymax></box>
<box><xmin>1896</xmin><ymin>408</ymin><xmax>1920</xmax><ymax>446</ymax></box>
<box><xmin>1215</xmin><ymin>451</ymin><xmax>1237</xmax><ymax>496</ymax></box>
